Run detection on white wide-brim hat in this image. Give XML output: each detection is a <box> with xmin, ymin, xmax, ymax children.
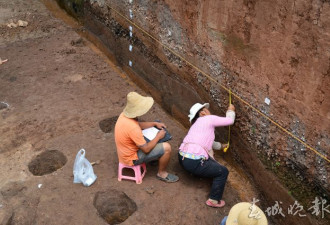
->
<box><xmin>226</xmin><ymin>202</ymin><xmax>268</xmax><ymax>225</ymax></box>
<box><xmin>188</xmin><ymin>103</ymin><xmax>209</xmax><ymax>123</ymax></box>
<box><xmin>123</xmin><ymin>92</ymin><xmax>154</xmax><ymax>118</ymax></box>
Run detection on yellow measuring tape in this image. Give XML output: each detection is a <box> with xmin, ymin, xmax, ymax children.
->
<box><xmin>105</xmin><ymin>3</ymin><xmax>329</xmax><ymax>163</ymax></box>
<box><xmin>223</xmin><ymin>90</ymin><xmax>231</xmax><ymax>153</ymax></box>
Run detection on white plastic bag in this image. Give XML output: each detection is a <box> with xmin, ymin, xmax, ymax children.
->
<box><xmin>73</xmin><ymin>149</ymin><xmax>97</xmax><ymax>186</ymax></box>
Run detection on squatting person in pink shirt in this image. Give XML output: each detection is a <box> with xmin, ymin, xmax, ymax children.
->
<box><xmin>178</xmin><ymin>102</ymin><xmax>235</xmax><ymax>208</ymax></box>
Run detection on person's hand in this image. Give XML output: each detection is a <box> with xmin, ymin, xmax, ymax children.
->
<box><xmin>155</xmin><ymin>122</ymin><xmax>166</xmax><ymax>129</ymax></box>
<box><xmin>156</xmin><ymin>129</ymin><xmax>166</xmax><ymax>139</ymax></box>
<box><xmin>221</xmin><ymin>143</ymin><xmax>228</xmax><ymax>150</ymax></box>
<box><xmin>227</xmin><ymin>104</ymin><xmax>235</xmax><ymax>111</ymax></box>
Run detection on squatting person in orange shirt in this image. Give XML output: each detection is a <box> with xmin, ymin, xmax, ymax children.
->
<box><xmin>114</xmin><ymin>92</ymin><xmax>179</xmax><ymax>183</ymax></box>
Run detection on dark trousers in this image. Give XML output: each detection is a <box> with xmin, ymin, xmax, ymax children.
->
<box><xmin>178</xmin><ymin>153</ymin><xmax>229</xmax><ymax>201</ymax></box>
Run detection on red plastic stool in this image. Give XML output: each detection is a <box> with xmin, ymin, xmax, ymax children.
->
<box><xmin>118</xmin><ymin>162</ymin><xmax>147</xmax><ymax>184</ymax></box>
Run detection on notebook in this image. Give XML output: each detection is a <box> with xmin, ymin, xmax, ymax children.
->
<box><xmin>142</xmin><ymin>126</ymin><xmax>172</xmax><ymax>143</ymax></box>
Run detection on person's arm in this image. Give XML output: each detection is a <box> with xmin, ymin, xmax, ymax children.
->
<box><xmin>138</xmin><ymin>129</ymin><xmax>166</xmax><ymax>153</ymax></box>
<box><xmin>210</xmin><ymin>104</ymin><xmax>236</xmax><ymax>127</ymax></box>
<box><xmin>138</xmin><ymin>121</ymin><xmax>166</xmax><ymax>129</ymax></box>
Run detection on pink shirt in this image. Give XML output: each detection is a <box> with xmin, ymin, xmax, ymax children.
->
<box><xmin>179</xmin><ymin>114</ymin><xmax>235</xmax><ymax>159</ymax></box>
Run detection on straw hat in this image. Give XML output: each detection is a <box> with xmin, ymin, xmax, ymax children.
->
<box><xmin>226</xmin><ymin>202</ymin><xmax>268</xmax><ymax>225</ymax></box>
<box><xmin>188</xmin><ymin>103</ymin><xmax>209</xmax><ymax>122</ymax></box>
<box><xmin>123</xmin><ymin>92</ymin><xmax>154</xmax><ymax>118</ymax></box>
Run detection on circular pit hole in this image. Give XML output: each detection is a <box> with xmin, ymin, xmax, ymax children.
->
<box><xmin>94</xmin><ymin>189</ymin><xmax>137</xmax><ymax>224</ymax></box>
<box><xmin>99</xmin><ymin>116</ymin><xmax>119</xmax><ymax>133</ymax></box>
<box><xmin>28</xmin><ymin>150</ymin><xmax>67</xmax><ymax>176</ymax></box>
<box><xmin>0</xmin><ymin>102</ymin><xmax>8</xmax><ymax>110</ymax></box>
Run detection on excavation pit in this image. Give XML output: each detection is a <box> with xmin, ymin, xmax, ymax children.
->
<box><xmin>28</xmin><ymin>150</ymin><xmax>67</xmax><ymax>176</ymax></box>
<box><xmin>94</xmin><ymin>189</ymin><xmax>137</xmax><ymax>225</ymax></box>
<box><xmin>99</xmin><ymin>116</ymin><xmax>119</xmax><ymax>133</ymax></box>
<box><xmin>0</xmin><ymin>102</ymin><xmax>8</xmax><ymax>110</ymax></box>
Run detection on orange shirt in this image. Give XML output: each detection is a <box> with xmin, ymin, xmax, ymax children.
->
<box><xmin>114</xmin><ymin>113</ymin><xmax>147</xmax><ymax>165</ymax></box>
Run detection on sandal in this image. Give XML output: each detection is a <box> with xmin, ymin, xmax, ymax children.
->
<box><xmin>206</xmin><ymin>199</ymin><xmax>225</xmax><ymax>208</ymax></box>
<box><xmin>156</xmin><ymin>173</ymin><xmax>179</xmax><ymax>183</ymax></box>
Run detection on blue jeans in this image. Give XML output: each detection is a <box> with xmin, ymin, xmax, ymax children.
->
<box><xmin>178</xmin><ymin>153</ymin><xmax>229</xmax><ymax>201</ymax></box>
<box><xmin>220</xmin><ymin>216</ymin><xmax>227</xmax><ymax>225</ymax></box>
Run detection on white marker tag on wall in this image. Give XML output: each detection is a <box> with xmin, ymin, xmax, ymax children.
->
<box><xmin>264</xmin><ymin>97</ymin><xmax>271</xmax><ymax>105</ymax></box>
<box><xmin>129</xmin><ymin>9</ymin><xmax>133</xmax><ymax>19</ymax></box>
<box><xmin>129</xmin><ymin>45</ymin><xmax>133</xmax><ymax>51</ymax></box>
<box><xmin>129</xmin><ymin>31</ymin><xmax>133</xmax><ymax>37</ymax></box>
<box><xmin>129</xmin><ymin>26</ymin><xmax>133</xmax><ymax>31</ymax></box>
<box><xmin>129</xmin><ymin>60</ymin><xmax>132</xmax><ymax>67</ymax></box>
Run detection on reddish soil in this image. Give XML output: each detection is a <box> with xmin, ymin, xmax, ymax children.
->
<box><xmin>79</xmin><ymin>1</ymin><xmax>329</xmax><ymax>203</ymax></box>
<box><xmin>0</xmin><ymin>1</ymin><xmax>261</xmax><ymax>225</ymax></box>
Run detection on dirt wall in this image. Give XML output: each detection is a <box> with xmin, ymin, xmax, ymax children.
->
<box><xmin>56</xmin><ymin>0</ymin><xmax>329</xmax><ymax>223</ymax></box>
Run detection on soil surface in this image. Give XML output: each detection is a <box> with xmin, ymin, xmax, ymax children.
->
<box><xmin>0</xmin><ymin>1</ymin><xmax>263</xmax><ymax>225</ymax></box>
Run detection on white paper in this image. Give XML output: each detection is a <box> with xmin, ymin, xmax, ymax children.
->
<box><xmin>142</xmin><ymin>127</ymin><xmax>160</xmax><ymax>140</ymax></box>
